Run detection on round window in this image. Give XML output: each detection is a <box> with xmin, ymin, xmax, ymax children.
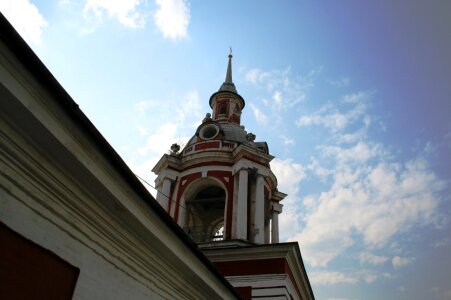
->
<box><xmin>200</xmin><ymin>124</ymin><xmax>219</xmax><ymax>140</ymax></box>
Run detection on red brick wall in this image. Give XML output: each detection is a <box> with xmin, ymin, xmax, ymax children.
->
<box><xmin>0</xmin><ymin>222</ymin><xmax>79</xmax><ymax>300</ymax></box>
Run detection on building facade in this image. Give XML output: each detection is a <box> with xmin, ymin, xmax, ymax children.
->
<box><xmin>0</xmin><ymin>13</ymin><xmax>240</xmax><ymax>300</ymax></box>
<box><xmin>153</xmin><ymin>53</ymin><xmax>315</xmax><ymax>300</ymax></box>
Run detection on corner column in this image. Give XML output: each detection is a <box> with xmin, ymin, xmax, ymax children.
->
<box><xmin>271</xmin><ymin>202</ymin><xmax>283</xmax><ymax>243</ymax></box>
<box><xmin>254</xmin><ymin>173</ymin><xmax>265</xmax><ymax>244</ymax></box>
<box><xmin>155</xmin><ymin>172</ymin><xmax>177</xmax><ymax>212</ymax></box>
<box><xmin>236</xmin><ymin>168</ymin><xmax>248</xmax><ymax>240</ymax></box>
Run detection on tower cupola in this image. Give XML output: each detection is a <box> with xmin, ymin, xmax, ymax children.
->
<box><xmin>209</xmin><ymin>50</ymin><xmax>245</xmax><ymax>125</ymax></box>
<box><xmin>151</xmin><ymin>52</ymin><xmax>314</xmax><ymax>300</ymax></box>
<box><xmin>152</xmin><ymin>52</ymin><xmax>285</xmax><ymax>246</ymax></box>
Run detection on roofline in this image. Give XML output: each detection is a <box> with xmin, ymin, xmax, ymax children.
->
<box><xmin>203</xmin><ymin>241</ymin><xmax>315</xmax><ymax>299</ymax></box>
<box><xmin>0</xmin><ymin>13</ymin><xmax>241</xmax><ymax>299</ymax></box>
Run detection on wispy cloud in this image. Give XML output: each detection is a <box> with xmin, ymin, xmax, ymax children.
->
<box><xmin>154</xmin><ymin>0</ymin><xmax>190</xmax><ymax>40</ymax></box>
<box><xmin>328</xmin><ymin>77</ymin><xmax>350</xmax><ymax>87</ymax></box>
<box><xmin>83</xmin><ymin>0</ymin><xmax>146</xmax><ymax>28</ymax></box>
<box><xmin>296</xmin><ymin>94</ymin><xmax>369</xmax><ymax>133</ymax></box>
<box><xmin>296</xmin><ymin>155</ymin><xmax>444</xmax><ymax>267</ymax></box>
<box><xmin>0</xmin><ymin>0</ymin><xmax>48</xmax><ymax>45</ymax></box>
<box><xmin>284</xmin><ymin>87</ymin><xmax>447</xmax><ymax>269</ymax></box>
<box><xmin>127</xmin><ymin>89</ymin><xmax>200</xmax><ymax>196</ymax></box>
<box><xmin>244</xmin><ymin>67</ymin><xmax>314</xmax><ymax>111</ymax></box>
<box><xmin>432</xmin><ymin>237</ymin><xmax>451</xmax><ymax>248</ymax></box>
<box><xmin>310</xmin><ymin>269</ymin><xmax>380</xmax><ymax>286</ymax></box>
<box><xmin>241</xmin><ymin>65</ymin><xmax>448</xmax><ymax>291</ymax></box>
<box><xmin>392</xmin><ymin>256</ymin><xmax>414</xmax><ymax>269</ymax></box>
<box><xmin>134</xmin><ymin>90</ymin><xmax>202</xmax><ymax>131</ymax></box>
<box><xmin>137</xmin><ymin>122</ymin><xmax>179</xmax><ymax>156</ymax></box>
<box><xmin>250</xmin><ymin>103</ymin><xmax>267</xmax><ymax>124</ymax></box>
<box><xmin>271</xmin><ymin>158</ymin><xmax>306</xmax><ymax>242</ymax></box>
<box><xmin>359</xmin><ymin>252</ymin><xmax>389</xmax><ymax>266</ymax></box>
<box><xmin>280</xmin><ymin>135</ymin><xmax>294</xmax><ymax>145</ymax></box>
<box><xmin>310</xmin><ymin>271</ymin><xmax>358</xmax><ymax>285</ymax></box>
<box><xmin>431</xmin><ymin>287</ymin><xmax>451</xmax><ymax>299</ymax></box>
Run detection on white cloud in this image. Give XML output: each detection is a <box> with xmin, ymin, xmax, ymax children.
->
<box><xmin>174</xmin><ymin>90</ymin><xmax>200</xmax><ymax>123</ymax></box>
<box><xmin>135</xmin><ymin>100</ymin><xmax>158</xmax><ymax>115</ymax></box>
<box><xmin>432</xmin><ymin>237</ymin><xmax>451</xmax><ymax>248</ymax></box>
<box><xmin>58</xmin><ymin>0</ymin><xmax>71</xmax><ymax>7</ymax></box>
<box><xmin>134</xmin><ymin>90</ymin><xmax>202</xmax><ymax>130</ymax></box>
<box><xmin>392</xmin><ymin>256</ymin><xmax>414</xmax><ymax>269</ymax></box>
<box><xmin>244</xmin><ymin>67</ymin><xmax>311</xmax><ymax>111</ymax></box>
<box><xmin>307</xmin><ymin>159</ymin><xmax>332</xmax><ymax>182</ymax></box>
<box><xmin>296</xmin><ymin>101</ymin><xmax>367</xmax><ymax>133</ymax></box>
<box><xmin>154</xmin><ymin>0</ymin><xmax>190</xmax><ymax>40</ymax></box>
<box><xmin>137</xmin><ymin>122</ymin><xmax>185</xmax><ymax>156</ymax></box>
<box><xmin>319</xmin><ymin>141</ymin><xmax>384</xmax><ymax>165</ymax></box>
<box><xmin>270</xmin><ymin>158</ymin><xmax>306</xmax><ymax>242</ymax></box>
<box><xmin>273</xmin><ymin>90</ymin><xmax>282</xmax><ymax>107</ymax></box>
<box><xmin>270</xmin><ymin>158</ymin><xmax>305</xmax><ymax>201</ymax></box>
<box><xmin>280</xmin><ymin>135</ymin><xmax>294</xmax><ymax>145</ymax></box>
<box><xmin>0</xmin><ymin>0</ymin><xmax>48</xmax><ymax>45</ymax></box>
<box><xmin>258</xmin><ymin>68</ymin><xmax>449</xmax><ymax>273</ymax></box>
<box><xmin>133</xmin><ymin>94</ymin><xmax>197</xmax><ymax>157</ymax></box>
<box><xmin>309</xmin><ymin>271</ymin><xmax>358</xmax><ymax>285</ymax></box>
<box><xmin>245</xmin><ymin>68</ymin><xmax>271</xmax><ymax>84</ymax></box>
<box><xmin>359</xmin><ymin>252</ymin><xmax>389</xmax><ymax>266</ymax></box>
<box><xmin>137</xmin><ymin>125</ymin><xmax>148</xmax><ymax>136</ymax></box>
<box><xmin>342</xmin><ymin>91</ymin><xmax>370</xmax><ymax>103</ymax></box>
<box><xmin>126</xmin><ymin>157</ymin><xmax>160</xmax><ymax>196</ymax></box>
<box><xmin>83</xmin><ymin>0</ymin><xmax>146</xmax><ymax>28</ymax></box>
<box><xmin>431</xmin><ymin>287</ymin><xmax>451</xmax><ymax>299</ymax></box>
<box><xmin>362</xmin><ymin>273</ymin><xmax>377</xmax><ymax>284</ymax></box>
<box><xmin>328</xmin><ymin>77</ymin><xmax>350</xmax><ymax>87</ymax></box>
<box><xmin>250</xmin><ymin>103</ymin><xmax>267</xmax><ymax>124</ymax></box>
<box><xmin>127</xmin><ymin>89</ymin><xmax>202</xmax><ymax>197</ymax></box>
<box><xmin>291</xmin><ymin>156</ymin><xmax>444</xmax><ymax>267</ymax></box>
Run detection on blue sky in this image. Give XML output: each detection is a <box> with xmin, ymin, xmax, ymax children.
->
<box><xmin>2</xmin><ymin>1</ymin><xmax>450</xmax><ymax>299</ymax></box>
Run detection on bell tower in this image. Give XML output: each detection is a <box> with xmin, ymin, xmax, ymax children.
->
<box><xmin>152</xmin><ymin>53</ymin><xmax>314</xmax><ymax>300</ymax></box>
<box><xmin>152</xmin><ymin>51</ymin><xmax>285</xmax><ymax>245</ymax></box>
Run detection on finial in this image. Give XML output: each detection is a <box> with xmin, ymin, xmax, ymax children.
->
<box><xmin>225</xmin><ymin>48</ymin><xmax>233</xmax><ymax>84</ymax></box>
<box><xmin>217</xmin><ymin>48</ymin><xmax>238</xmax><ymax>94</ymax></box>
<box><xmin>170</xmin><ymin>143</ymin><xmax>180</xmax><ymax>154</ymax></box>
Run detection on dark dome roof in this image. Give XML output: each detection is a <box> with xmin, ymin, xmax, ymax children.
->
<box><xmin>185</xmin><ymin>122</ymin><xmax>268</xmax><ymax>154</ymax></box>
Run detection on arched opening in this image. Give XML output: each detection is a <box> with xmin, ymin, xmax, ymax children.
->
<box><xmin>184</xmin><ymin>185</ymin><xmax>226</xmax><ymax>243</ymax></box>
<box><xmin>216</xmin><ymin>102</ymin><xmax>228</xmax><ymax>117</ymax></box>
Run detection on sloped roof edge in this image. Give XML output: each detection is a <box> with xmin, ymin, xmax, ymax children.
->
<box><xmin>0</xmin><ymin>13</ymin><xmax>240</xmax><ymax>299</ymax></box>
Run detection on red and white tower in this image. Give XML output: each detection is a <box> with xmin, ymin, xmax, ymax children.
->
<box><xmin>152</xmin><ymin>52</ymin><xmax>314</xmax><ymax>300</ymax></box>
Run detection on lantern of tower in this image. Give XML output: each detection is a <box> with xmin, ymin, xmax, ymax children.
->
<box><xmin>152</xmin><ymin>52</ymin><xmax>286</xmax><ymax>245</ymax></box>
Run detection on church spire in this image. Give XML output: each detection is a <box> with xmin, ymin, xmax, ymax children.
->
<box><xmin>219</xmin><ymin>48</ymin><xmax>237</xmax><ymax>93</ymax></box>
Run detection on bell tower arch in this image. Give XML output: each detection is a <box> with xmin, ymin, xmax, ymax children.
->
<box><xmin>182</xmin><ymin>178</ymin><xmax>227</xmax><ymax>242</ymax></box>
<box><xmin>152</xmin><ymin>52</ymin><xmax>286</xmax><ymax>245</ymax></box>
<box><xmin>151</xmin><ymin>52</ymin><xmax>315</xmax><ymax>300</ymax></box>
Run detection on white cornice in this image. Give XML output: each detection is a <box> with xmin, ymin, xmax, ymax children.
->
<box><xmin>202</xmin><ymin>243</ymin><xmax>313</xmax><ymax>299</ymax></box>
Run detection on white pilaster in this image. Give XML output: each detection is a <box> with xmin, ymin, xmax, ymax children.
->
<box><xmin>155</xmin><ymin>171</ymin><xmax>178</xmax><ymax>212</ymax></box>
<box><xmin>156</xmin><ymin>178</ymin><xmax>172</xmax><ymax>211</ymax></box>
<box><xmin>271</xmin><ymin>202</ymin><xmax>283</xmax><ymax>243</ymax></box>
<box><xmin>236</xmin><ymin>168</ymin><xmax>248</xmax><ymax>240</ymax></box>
<box><xmin>254</xmin><ymin>174</ymin><xmax>265</xmax><ymax>244</ymax></box>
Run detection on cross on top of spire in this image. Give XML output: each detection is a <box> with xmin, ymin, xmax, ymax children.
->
<box><xmin>219</xmin><ymin>49</ymin><xmax>237</xmax><ymax>93</ymax></box>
